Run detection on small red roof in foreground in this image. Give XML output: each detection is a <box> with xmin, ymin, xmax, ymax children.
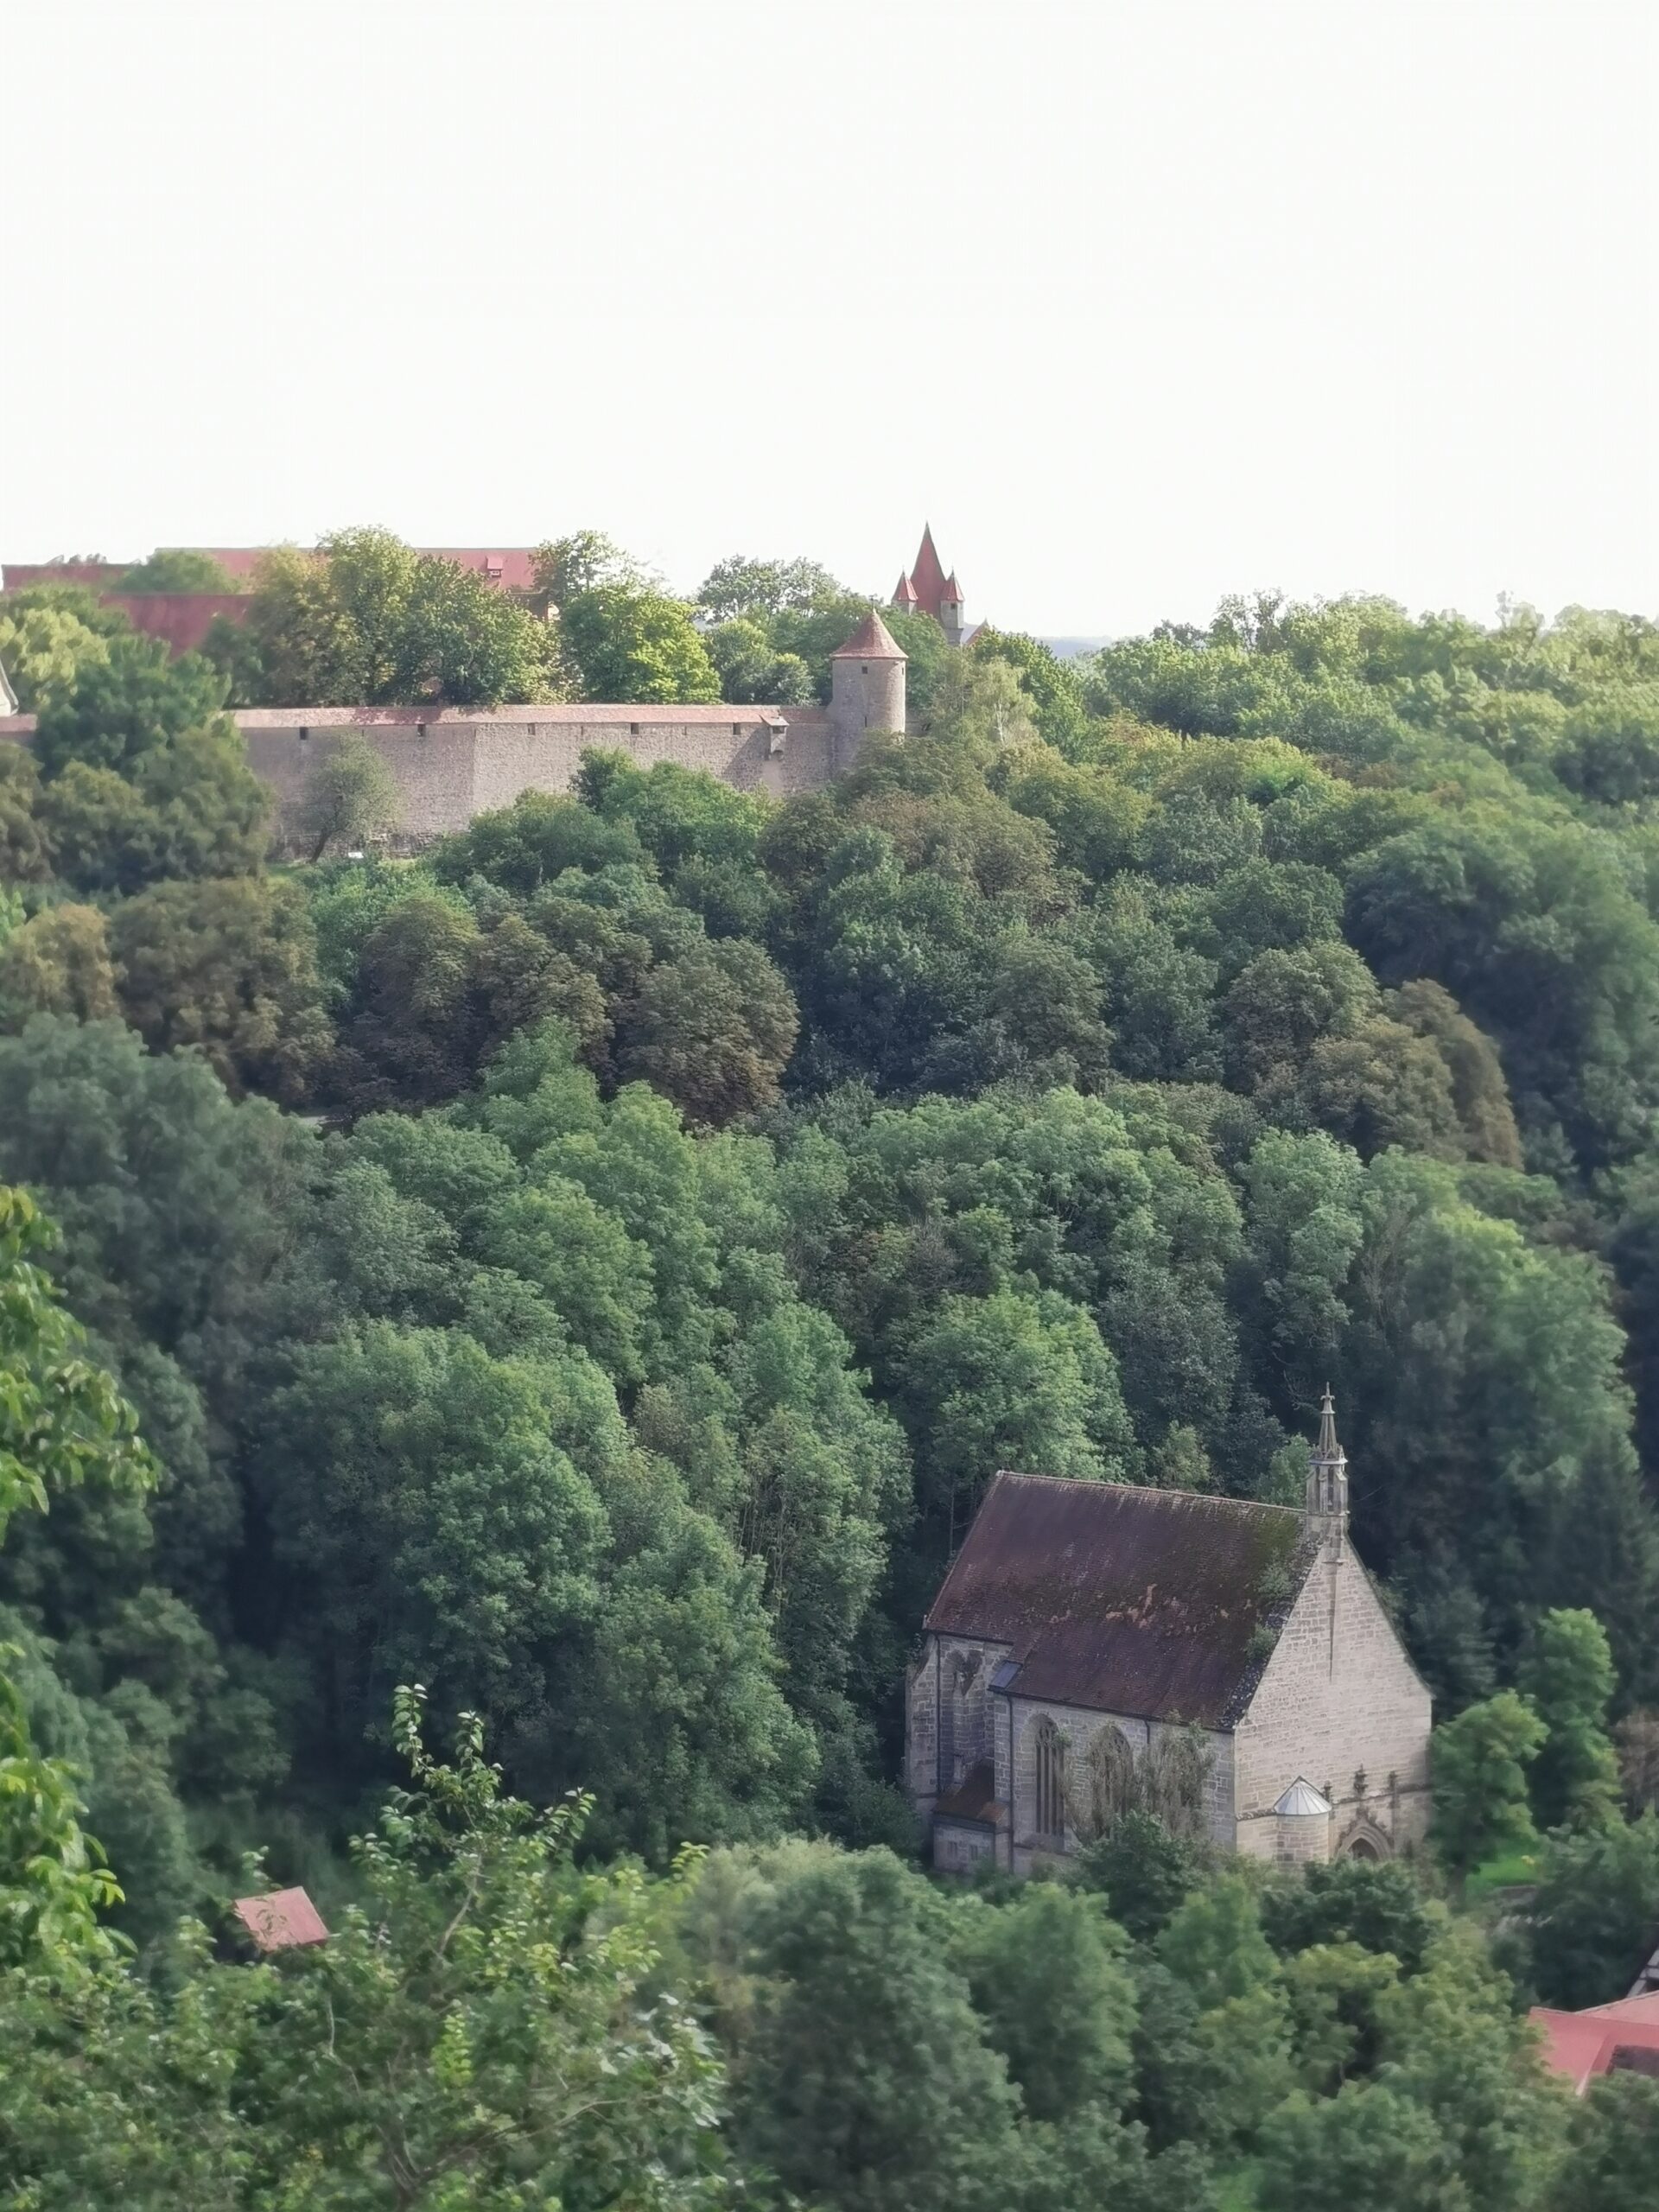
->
<box><xmin>1531</xmin><ymin>1995</ymin><xmax>1659</xmax><ymax>2093</ymax></box>
<box><xmin>830</xmin><ymin>608</ymin><xmax>906</xmax><ymax>661</ymax></box>
<box><xmin>233</xmin><ymin>1885</ymin><xmax>329</xmax><ymax>1952</ymax></box>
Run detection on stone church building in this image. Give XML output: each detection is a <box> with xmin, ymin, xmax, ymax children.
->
<box><xmin>906</xmin><ymin>1395</ymin><xmax>1432</xmax><ymax>1874</ymax></box>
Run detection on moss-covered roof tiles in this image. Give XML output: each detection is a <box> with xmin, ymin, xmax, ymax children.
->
<box><xmin>925</xmin><ymin>1471</ymin><xmax>1317</xmax><ymax>1729</ymax></box>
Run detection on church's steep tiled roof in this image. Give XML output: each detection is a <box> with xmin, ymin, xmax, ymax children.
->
<box><xmin>925</xmin><ymin>1472</ymin><xmax>1318</xmax><ymax>1728</ymax></box>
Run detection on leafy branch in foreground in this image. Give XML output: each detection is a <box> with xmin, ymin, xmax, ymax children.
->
<box><xmin>0</xmin><ymin>1686</ymin><xmax>734</xmax><ymax>2209</ymax></box>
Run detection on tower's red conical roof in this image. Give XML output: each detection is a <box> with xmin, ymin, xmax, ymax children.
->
<box><xmin>906</xmin><ymin>524</ymin><xmax>950</xmax><ymax>617</ymax></box>
<box><xmin>892</xmin><ymin>570</ymin><xmax>919</xmax><ymax>605</ymax></box>
<box><xmin>830</xmin><ymin>608</ymin><xmax>906</xmax><ymax>660</ymax></box>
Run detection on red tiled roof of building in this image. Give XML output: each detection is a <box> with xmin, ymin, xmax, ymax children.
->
<box><xmin>103</xmin><ymin>593</ymin><xmax>252</xmax><ymax>655</ymax></box>
<box><xmin>943</xmin><ymin>572</ymin><xmax>963</xmax><ymax>604</ymax></box>
<box><xmin>1588</xmin><ymin>1993</ymin><xmax>1659</xmax><ymax>2021</ymax></box>
<box><xmin>830</xmin><ymin>608</ymin><xmax>906</xmax><ymax>662</ymax></box>
<box><xmin>233</xmin><ymin>1885</ymin><xmax>328</xmax><ymax>1953</ymax></box>
<box><xmin>5</xmin><ymin>550</ymin><xmax>544</xmax><ymax>594</ymax></box>
<box><xmin>925</xmin><ymin>1472</ymin><xmax>1317</xmax><ymax>1728</ymax></box>
<box><xmin>1530</xmin><ymin>1999</ymin><xmax>1659</xmax><ymax>2092</ymax></box>
<box><xmin>893</xmin><ymin>571</ymin><xmax>919</xmax><ymax>605</ymax></box>
<box><xmin>182</xmin><ymin>547</ymin><xmax>543</xmax><ymax>592</ymax></box>
<box><xmin>1</xmin><ymin>562</ymin><xmax>126</xmax><ymax>590</ymax></box>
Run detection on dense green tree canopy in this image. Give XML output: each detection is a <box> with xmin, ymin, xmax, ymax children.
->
<box><xmin>559</xmin><ymin>583</ymin><xmax>721</xmax><ymax>703</ymax></box>
<box><xmin>220</xmin><ymin>530</ymin><xmax>563</xmax><ymax>708</ymax></box>
<box><xmin>8</xmin><ymin>568</ymin><xmax>1659</xmax><ymax>2203</ymax></box>
<box><xmin>115</xmin><ymin>549</ymin><xmax>238</xmax><ymax>594</ymax></box>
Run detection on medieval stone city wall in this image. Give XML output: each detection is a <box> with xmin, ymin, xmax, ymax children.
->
<box><xmin>1231</xmin><ymin>1548</ymin><xmax>1433</xmax><ymax>1861</ymax></box>
<box><xmin>235</xmin><ymin>704</ymin><xmax>847</xmax><ymax>849</ymax></box>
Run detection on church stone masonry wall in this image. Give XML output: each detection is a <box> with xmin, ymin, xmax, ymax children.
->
<box><xmin>911</xmin><ymin>1633</ymin><xmax>1013</xmax><ymax>1809</ymax></box>
<box><xmin>1005</xmin><ymin>1697</ymin><xmax>1235</xmax><ymax>1876</ymax></box>
<box><xmin>1232</xmin><ymin>1545</ymin><xmax>1432</xmax><ymax>1862</ymax></box>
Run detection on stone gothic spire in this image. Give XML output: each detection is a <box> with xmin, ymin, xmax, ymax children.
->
<box><xmin>1306</xmin><ymin>1386</ymin><xmax>1349</xmax><ymax>1557</ymax></box>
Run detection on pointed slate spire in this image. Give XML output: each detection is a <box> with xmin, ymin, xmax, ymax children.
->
<box><xmin>1316</xmin><ymin>1385</ymin><xmax>1341</xmax><ymax>1465</ymax></box>
<box><xmin>1306</xmin><ymin>1385</ymin><xmax>1349</xmax><ymax>1557</ymax></box>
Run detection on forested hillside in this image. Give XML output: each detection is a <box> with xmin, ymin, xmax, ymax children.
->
<box><xmin>4</xmin><ymin>552</ymin><xmax>1659</xmax><ymax>2202</ymax></box>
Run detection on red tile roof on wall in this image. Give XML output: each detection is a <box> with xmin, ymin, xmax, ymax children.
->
<box><xmin>830</xmin><ymin>608</ymin><xmax>906</xmax><ymax>661</ymax></box>
<box><xmin>1</xmin><ymin>563</ymin><xmax>125</xmax><ymax>590</ymax></box>
<box><xmin>232</xmin><ymin>703</ymin><xmax>800</xmax><ymax>728</ymax></box>
<box><xmin>104</xmin><ymin>593</ymin><xmax>252</xmax><ymax>655</ymax></box>
<box><xmin>4</xmin><ymin>550</ymin><xmax>543</xmax><ymax>594</ymax></box>
<box><xmin>925</xmin><ymin>1473</ymin><xmax>1317</xmax><ymax>1728</ymax></box>
<box><xmin>3</xmin><ymin>703</ymin><xmax>823</xmax><ymax>740</ymax></box>
<box><xmin>180</xmin><ymin>548</ymin><xmax>543</xmax><ymax>591</ymax></box>
<box><xmin>233</xmin><ymin>1886</ymin><xmax>328</xmax><ymax>1952</ymax></box>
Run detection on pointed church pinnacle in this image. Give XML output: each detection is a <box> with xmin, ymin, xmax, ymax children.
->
<box><xmin>1318</xmin><ymin>1380</ymin><xmax>1344</xmax><ymax>1468</ymax></box>
<box><xmin>1315</xmin><ymin>1385</ymin><xmax>1344</xmax><ymax>1465</ymax></box>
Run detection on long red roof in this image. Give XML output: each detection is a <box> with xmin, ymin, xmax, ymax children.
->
<box><xmin>1530</xmin><ymin>1994</ymin><xmax>1659</xmax><ymax>2093</ymax></box>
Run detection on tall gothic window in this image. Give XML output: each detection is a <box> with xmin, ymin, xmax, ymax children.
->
<box><xmin>1033</xmin><ymin>1717</ymin><xmax>1066</xmax><ymax>1843</ymax></box>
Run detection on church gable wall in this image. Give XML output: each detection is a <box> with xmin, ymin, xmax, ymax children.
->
<box><xmin>1233</xmin><ymin>1549</ymin><xmax>1431</xmax><ymax>1862</ymax></box>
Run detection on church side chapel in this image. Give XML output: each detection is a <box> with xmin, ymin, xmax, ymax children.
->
<box><xmin>906</xmin><ymin>1395</ymin><xmax>1432</xmax><ymax>1875</ymax></box>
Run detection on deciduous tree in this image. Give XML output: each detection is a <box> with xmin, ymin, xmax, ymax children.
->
<box><xmin>294</xmin><ymin>731</ymin><xmax>401</xmax><ymax>860</ymax></box>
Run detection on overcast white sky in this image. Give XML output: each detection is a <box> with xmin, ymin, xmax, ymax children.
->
<box><xmin>4</xmin><ymin>1</ymin><xmax>1656</xmax><ymax>635</ymax></box>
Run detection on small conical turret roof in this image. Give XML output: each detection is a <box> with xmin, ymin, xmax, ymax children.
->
<box><xmin>1274</xmin><ymin>1777</ymin><xmax>1333</xmax><ymax>1818</ymax></box>
<box><xmin>831</xmin><ymin>608</ymin><xmax>906</xmax><ymax>660</ymax></box>
<box><xmin>893</xmin><ymin>571</ymin><xmax>919</xmax><ymax>606</ymax></box>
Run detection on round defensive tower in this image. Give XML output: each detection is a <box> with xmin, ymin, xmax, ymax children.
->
<box><xmin>830</xmin><ymin>607</ymin><xmax>907</xmax><ymax>768</ymax></box>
